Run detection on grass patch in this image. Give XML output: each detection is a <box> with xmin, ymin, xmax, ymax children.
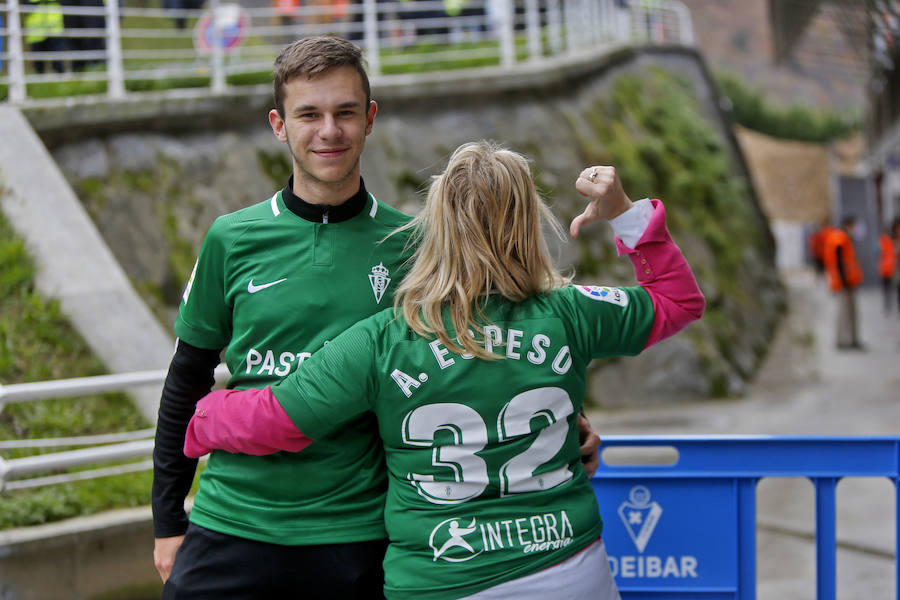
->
<box><xmin>0</xmin><ymin>202</ymin><xmax>162</xmax><ymax>529</ymax></box>
<box><xmin>715</xmin><ymin>71</ymin><xmax>859</xmax><ymax>142</ymax></box>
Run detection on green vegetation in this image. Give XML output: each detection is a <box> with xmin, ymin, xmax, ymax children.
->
<box><xmin>715</xmin><ymin>72</ymin><xmax>859</xmax><ymax>142</ymax></box>
<box><xmin>76</xmin><ymin>155</ymin><xmax>201</xmax><ymax>317</ymax></box>
<box><xmin>0</xmin><ymin>204</ymin><xmax>158</xmax><ymax>529</ymax></box>
<box><xmin>577</xmin><ymin>67</ymin><xmax>782</xmax><ymax>396</ymax></box>
<box><xmin>258</xmin><ymin>149</ymin><xmax>293</xmax><ymax>190</ymax></box>
<box><xmin>585</xmin><ymin>67</ymin><xmax>759</xmax><ymax>272</ymax></box>
<box><xmin>380</xmin><ymin>37</ymin><xmax>535</xmax><ymax>74</ymax></box>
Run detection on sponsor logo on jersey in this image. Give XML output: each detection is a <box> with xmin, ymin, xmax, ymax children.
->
<box><xmin>427</xmin><ymin>510</ymin><xmax>574</xmax><ymax>563</ymax></box>
<box><xmin>244</xmin><ymin>347</ymin><xmax>312</xmax><ymax>376</ymax></box>
<box><xmin>247</xmin><ymin>278</ymin><xmax>288</xmax><ymax>294</ymax></box>
<box><xmin>368</xmin><ymin>262</ymin><xmax>391</xmax><ymax>304</ymax></box>
<box><xmin>429</xmin><ymin>517</ymin><xmax>483</xmax><ymax>562</ymax></box>
<box><xmin>575</xmin><ymin>285</ymin><xmax>628</xmax><ymax>306</ymax></box>
<box><xmin>617</xmin><ymin>485</ymin><xmax>662</xmax><ymax>553</ymax></box>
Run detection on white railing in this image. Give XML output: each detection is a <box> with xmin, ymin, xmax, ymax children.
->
<box><xmin>0</xmin><ymin>0</ymin><xmax>694</xmax><ymax>104</ymax></box>
<box><xmin>0</xmin><ymin>365</ymin><xmax>228</xmax><ymax>491</ymax></box>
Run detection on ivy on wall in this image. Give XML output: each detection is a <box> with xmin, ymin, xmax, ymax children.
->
<box><xmin>574</xmin><ymin>67</ymin><xmax>785</xmax><ymax>398</ymax></box>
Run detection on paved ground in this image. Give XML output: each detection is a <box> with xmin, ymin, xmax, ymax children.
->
<box><xmin>587</xmin><ymin>268</ymin><xmax>900</xmax><ymax>598</ymax></box>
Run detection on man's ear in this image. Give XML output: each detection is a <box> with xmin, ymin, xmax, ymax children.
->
<box><xmin>365</xmin><ymin>100</ymin><xmax>378</xmax><ymax>136</ymax></box>
<box><xmin>269</xmin><ymin>109</ymin><xmax>287</xmax><ymax>142</ymax></box>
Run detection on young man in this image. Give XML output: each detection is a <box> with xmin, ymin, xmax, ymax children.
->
<box><xmin>152</xmin><ymin>35</ymin><xmax>601</xmax><ymax>598</ymax></box>
<box><xmin>152</xmin><ymin>36</ymin><xmax>414</xmax><ymax>598</ymax></box>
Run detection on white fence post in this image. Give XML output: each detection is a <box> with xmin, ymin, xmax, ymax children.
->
<box><xmin>7</xmin><ymin>0</ymin><xmax>27</xmax><ymax>103</ymax></box>
<box><xmin>209</xmin><ymin>0</ymin><xmax>226</xmax><ymax>94</ymax></box>
<box><xmin>525</xmin><ymin>0</ymin><xmax>541</xmax><ymax>61</ymax></box>
<box><xmin>362</xmin><ymin>0</ymin><xmax>380</xmax><ymax>75</ymax></box>
<box><xmin>494</xmin><ymin>0</ymin><xmax>515</xmax><ymax>67</ymax></box>
<box><xmin>670</xmin><ymin>0</ymin><xmax>694</xmax><ymax>45</ymax></box>
<box><xmin>547</xmin><ymin>0</ymin><xmax>562</xmax><ymax>53</ymax></box>
<box><xmin>562</xmin><ymin>0</ymin><xmax>578</xmax><ymax>50</ymax></box>
<box><xmin>104</xmin><ymin>0</ymin><xmax>125</xmax><ymax>99</ymax></box>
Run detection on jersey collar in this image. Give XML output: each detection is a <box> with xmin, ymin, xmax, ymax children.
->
<box><xmin>281</xmin><ymin>176</ymin><xmax>369</xmax><ymax>223</ymax></box>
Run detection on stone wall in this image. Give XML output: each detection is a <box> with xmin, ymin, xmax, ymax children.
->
<box><xmin>30</xmin><ymin>45</ymin><xmax>785</xmax><ymax>406</ymax></box>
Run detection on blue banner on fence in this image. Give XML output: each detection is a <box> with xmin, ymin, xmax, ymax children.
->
<box><xmin>590</xmin><ymin>436</ymin><xmax>900</xmax><ymax>600</ymax></box>
<box><xmin>594</xmin><ymin>478</ymin><xmax>736</xmax><ymax>586</ymax></box>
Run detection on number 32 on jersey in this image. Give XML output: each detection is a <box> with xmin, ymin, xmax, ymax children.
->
<box><xmin>400</xmin><ymin>387</ymin><xmax>575</xmax><ymax>505</ymax></box>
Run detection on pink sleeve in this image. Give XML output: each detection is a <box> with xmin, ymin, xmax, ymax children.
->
<box><xmin>614</xmin><ymin>199</ymin><xmax>706</xmax><ymax>349</ymax></box>
<box><xmin>183</xmin><ymin>387</ymin><xmax>313</xmax><ymax>458</ymax></box>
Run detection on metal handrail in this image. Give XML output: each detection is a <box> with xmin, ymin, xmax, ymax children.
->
<box><xmin>0</xmin><ymin>364</ymin><xmax>229</xmax><ymax>491</ymax></box>
<box><xmin>0</xmin><ymin>0</ymin><xmax>695</xmax><ymax>104</ymax></box>
<box><xmin>0</xmin><ymin>440</ymin><xmax>155</xmax><ymax>491</ymax></box>
<box><xmin>0</xmin><ymin>427</ymin><xmax>157</xmax><ymax>449</ymax></box>
<box><xmin>1</xmin><ymin>369</ymin><xmax>170</xmax><ymax>404</ymax></box>
<box><xmin>0</xmin><ymin>364</ymin><xmax>230</xmax><ymax>406</ymax></box>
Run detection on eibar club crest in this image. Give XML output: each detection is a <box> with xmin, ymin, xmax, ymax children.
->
<box><xmin>369</xmin><ymin>262</ymin><xmax>391</xmax><ymax>304</ymax></box>
<box><xmin>618</xmin><ymin>485</ymin><xmax>663</xmax><ymax>553</ymax></box>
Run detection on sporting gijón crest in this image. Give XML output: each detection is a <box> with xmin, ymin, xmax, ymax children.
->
<box><xmin>369</xmin><ymin>262</ymin><xmax>391</xmax><ymax>304</ymax></box>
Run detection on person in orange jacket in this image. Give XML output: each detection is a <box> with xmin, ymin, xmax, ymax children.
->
<box><xmin>880</xmin><ymin>222</ymin><xmax>898</xmax><ymax>314</ymax></box>
<box><xmin>823</xmin><ymin>215</ymin><xmax>865</xmax><ymax>350</ymax></box>
<box><xmin>886</xmin><ymin>218</ymin><xmax>900</xmax><ymax>314</ymax></box>
<box><xmin>808</xmin><ymin>220</ymin><xmax>836</xmax><ymax>278</ymax></box>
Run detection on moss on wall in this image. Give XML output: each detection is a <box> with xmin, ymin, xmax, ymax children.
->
<box><xmin>74</xmin><ymin>154</ymin><xmax>209</xmax><ymax>327</ymax></box>
<box><xmin>257</xmin><ymin>149</ymin><xmax>292</xmax><ymax>190</ymax></box>
<box><xmin>566</xmin><ymin>66</ymin><xmax>784</xmax><ymax>403</ymax></box>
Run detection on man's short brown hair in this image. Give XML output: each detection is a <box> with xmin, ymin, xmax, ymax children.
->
<box><xmin>273</xmin><ymin>35</ymin><xmax>371</xmax><ymax>117</ymax></box>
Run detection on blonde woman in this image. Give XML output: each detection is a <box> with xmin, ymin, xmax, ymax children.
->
<box><xmin>184</xmin><ymin>141</ymin><xmax>705</xmax><ymax>599</ymax></box>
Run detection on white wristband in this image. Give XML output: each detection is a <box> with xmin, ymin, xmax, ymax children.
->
<box><xmin>608</xmin><ymin>198</ymin><xmax>653</xmax><ymax>249</ymax></box>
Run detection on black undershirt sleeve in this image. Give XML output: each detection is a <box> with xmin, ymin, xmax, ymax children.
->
<box><xmin>151</xmin><ymin>339</ymin><xmax>222</xmax><ymax>538</ymax></box>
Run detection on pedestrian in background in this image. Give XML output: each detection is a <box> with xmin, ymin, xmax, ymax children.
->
<box><xmin>25</xmin><ymin>0</ymin><xmax>65</xmax><ymax>74</ymax></box>
<box><xmin>823</xmin><ymin>215</ymin><xmax>865</xmax><ymax>350</ymax></box>
<box><xmin>808</xmin><ymin>218</ymin><xmax>834</xmax><ymax>280</ymax></box>
<box><xmin>890</xmin><ymin>217</ymin><xmax>900</xmax><ymax>314</ymax></box>
<box><xmin>63</xmin><ymin>0</ymin><xmax>107</xmax><ymax>71</ymax></box>
<box><xmin>879</xmin><ymin>224</ymin><xmax>897</xmax><ymax>314</ymax></box>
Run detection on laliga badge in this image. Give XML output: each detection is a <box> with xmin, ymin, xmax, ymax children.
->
<box><xmin>576</xmin><ymin>285</ymin><xmax>628</xmax><ymax>307</ymax></box>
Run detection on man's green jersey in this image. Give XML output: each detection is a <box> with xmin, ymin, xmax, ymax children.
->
<box><xmin>176</xmin><ymin>185</ymin><xmax>412</xmax><ymax>544</ymax></box>
<box><xmin>270</xmin><ymin>284</ymin><xmax>655</xmax><ymax>598</ymax></box>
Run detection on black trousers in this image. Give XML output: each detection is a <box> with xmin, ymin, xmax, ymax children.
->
<box><xmin>163</xmin><ymin>523</ymin><xmax>388</xmax><ymax>599</ymax></box>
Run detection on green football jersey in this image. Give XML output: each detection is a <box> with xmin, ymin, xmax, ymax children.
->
<box><xmin>271</xmin><ymin>284</ymin><xmax>654</xmax><ymax>598</ymax></box>
<box><xmin>176</xmin><ymin>188</ymin><xmax>412</xmax><ymax>544</ymax></box>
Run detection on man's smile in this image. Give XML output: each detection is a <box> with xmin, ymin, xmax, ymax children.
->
<box><xmin>314</xmin><ymin>147</ymin><xmax>349</xmax><ymax>158</ymax></box>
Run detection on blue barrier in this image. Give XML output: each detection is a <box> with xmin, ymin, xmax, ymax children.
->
<box><xmin>590</xmin><ymin>436</ymin><xmax>900</xmax><ymax>599</ymax></box>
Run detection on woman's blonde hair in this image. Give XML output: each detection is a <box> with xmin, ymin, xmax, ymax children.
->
<box><xmin>393</xmin><ymin>141</ymin><xmax>570</xmax><ymax>360</ymax></box>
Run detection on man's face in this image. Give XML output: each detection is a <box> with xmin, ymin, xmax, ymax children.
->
<box><xmin>269</xmin><ymin>66</ymin><xmax>376</xmax><ymax>204</ymax></box>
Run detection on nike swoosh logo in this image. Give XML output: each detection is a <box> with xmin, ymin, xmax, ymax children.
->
<box><xmin>247</xmin><ymin>278</ymin><xmax>287</xmax><ymax>294</ymax></box>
